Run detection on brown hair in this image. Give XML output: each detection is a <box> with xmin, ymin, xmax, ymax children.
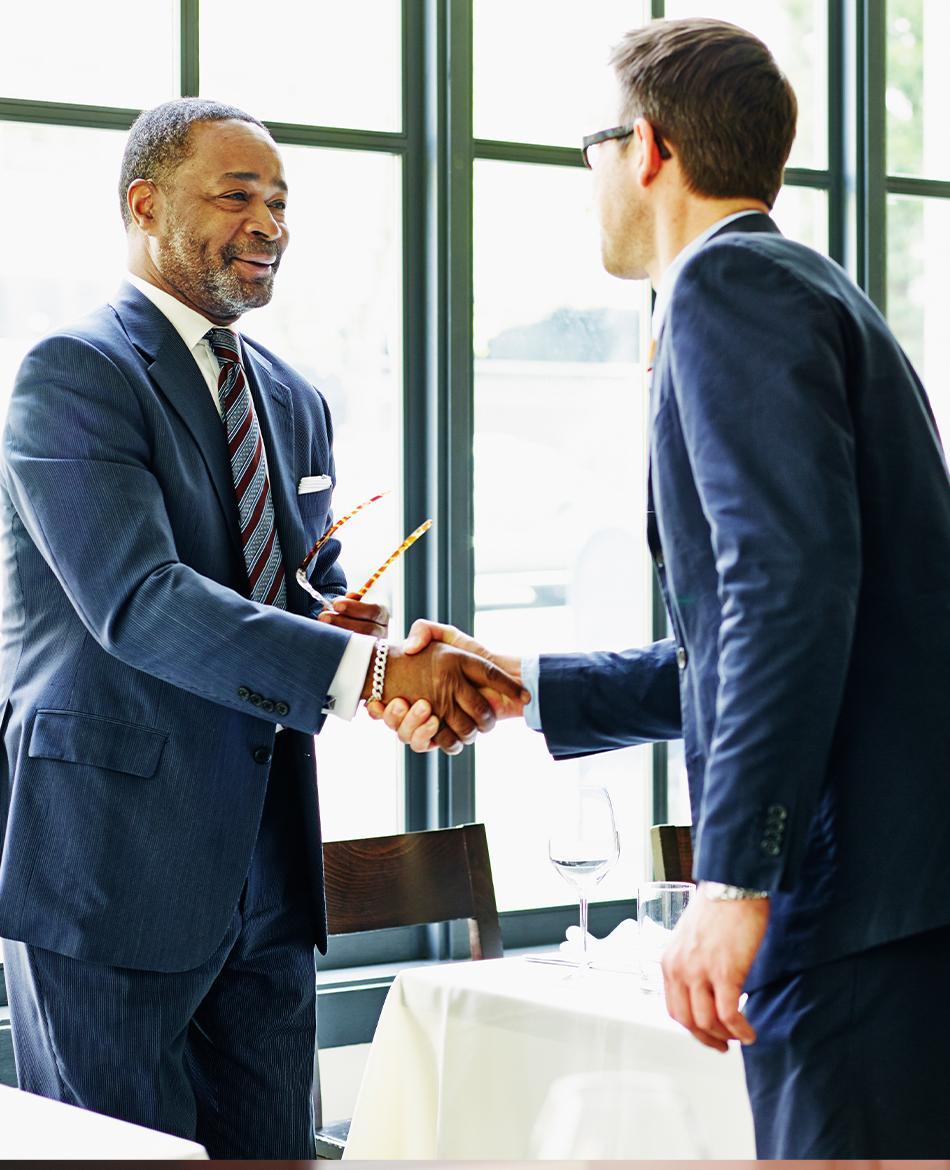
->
<box><xmin>609</xmin><ymin>17</ymin><xmax>797</xmax><ymax>208</ymax></box>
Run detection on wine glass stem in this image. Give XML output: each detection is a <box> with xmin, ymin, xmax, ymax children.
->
<box><xmin>579</xmin><ymin>893</ymin><xmax>589</xmax><ymax>957</ymax></box>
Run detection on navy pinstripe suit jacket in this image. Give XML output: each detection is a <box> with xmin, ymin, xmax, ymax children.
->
<box><xmin>0</xmin><ymin>283</ymin><xmax>352</xmax><ymax>971</ymax></box>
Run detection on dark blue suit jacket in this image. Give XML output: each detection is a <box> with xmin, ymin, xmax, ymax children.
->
<box><xmin>0</xmin><ymin>284</ymin><xmax>354</xmax><ymax>971</ymax></box>
<box><xmin>539</xmin><ymin>216</ymin><xmax>950</xmax><ymax>988</ymax></box>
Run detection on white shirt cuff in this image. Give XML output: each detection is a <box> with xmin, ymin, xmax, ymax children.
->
<box><xmin>522</xmin><ymin>655</ymin><xmax>542</xmax><ymax>731</ymax></box>
<box><xmin>324</xmin><ymin>632</ymin><xmax>377</xmax><ymax>721</ymax></box>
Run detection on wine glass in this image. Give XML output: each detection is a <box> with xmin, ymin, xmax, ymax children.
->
<box><xmin>548</xmin><ymin>785</ymin><xmax>620</xmax><ymax>966</ymax></box>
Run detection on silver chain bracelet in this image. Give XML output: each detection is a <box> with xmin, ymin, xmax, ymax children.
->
<box><xmin>369</xmin><ymin>639</ymin><xmax>389</xmax><ymax>704</ymax></box>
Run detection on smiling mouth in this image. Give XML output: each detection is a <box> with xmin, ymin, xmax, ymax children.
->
<box><xmin>231</xmin><ymin>255</ymin><xmax>277</xmax><ymax>278</ymax></box>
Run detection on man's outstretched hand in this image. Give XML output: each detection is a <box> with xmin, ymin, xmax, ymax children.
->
<box><xmin>361</xmin><ymin>629</ymin><xmax>529</xmax><ymax>755</ymax></box>
<box><xmin>366</xmin><ymin>620</ymin><xmax>528</xmax><ymax>754</ymax></box>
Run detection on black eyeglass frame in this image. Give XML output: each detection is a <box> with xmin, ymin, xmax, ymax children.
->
<box><xmin>581</xmin><ymin>123</ymin><xmax>672</xmax><ymax>169</ymax></box>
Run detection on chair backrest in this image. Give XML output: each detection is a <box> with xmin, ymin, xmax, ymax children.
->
<box><xmin>323</xmin><ymin>823</ymin><xmax>503</xmax><ymax>960</ymax></box>
<box><xmin>650</xmin><ymin>824</ymin><xmax>694</xmax><ymax>883</ymax></box>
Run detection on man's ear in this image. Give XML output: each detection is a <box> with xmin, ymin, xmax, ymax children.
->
<box><xmin>632</xmin><ymin>118</ymin><xmax>667</xmax><ymax>187</ymax></box>
<box><xmin>127</xmin><ymin>178</ymin><xmax>159</xmax><ymax>234</ymax></box>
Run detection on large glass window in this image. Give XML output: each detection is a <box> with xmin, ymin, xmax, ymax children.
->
<box><xmin>473</xmin><ymin>1</ymin><xmax>644</xmax><ymax>147</ymax></box>
<box><xmin>473</xmin><ymin>159</ymin><xmax>654</xmax><ymax>910</ymax></box>
<box><xmin>0</xmin><ymin>123</ymin><xmax>127</xmax><ymax>418</ymax></box>
<box><xmin>1</xmin><ymin>1</ymin><xmax>179</xmax><ymax>108</ymax></box>
<box><xmin>199</xmin><ymin>1</ymin><xmax>402</xmax><ymax>132</ymax></box>
<box><xmin>886</xmin><ymin>0</ymin><xmax>950</xmax><ymax>181</ymax></box>
<box><xmin>885</xmin><ymin>0</ymin><xmax>950</xmax><ymax>443</ymax></box>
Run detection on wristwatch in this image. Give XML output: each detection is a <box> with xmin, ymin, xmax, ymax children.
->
<box><xmin>699</xmin><ymin>880</ymin><xmax>770</xmax><ymax>901</ymax></box>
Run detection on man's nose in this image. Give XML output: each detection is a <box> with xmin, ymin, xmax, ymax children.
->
<box><xmin>246</xmin><ymin>203</ymin><xmax>283</xmax><ymax>241</ymax></box>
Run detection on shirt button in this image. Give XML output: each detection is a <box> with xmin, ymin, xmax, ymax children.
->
<box><xmin>253</xmin><ymin>746</ymin><xmax>272</xmax><ymax>765</ymax></box>
<box><xmin>275</xmin><ymin>702</ymin><xmax>290</xmax><ymax>717</ymax></box>
<box><xmin>676</xmin><ymin>646</ymin><xmax>688</xmax><ymax>670</ymax></box>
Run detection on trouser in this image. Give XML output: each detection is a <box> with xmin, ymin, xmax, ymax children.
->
<box><xmin>3</xmin><ymin>733</ymin><xmax>319</xmax><ymax>1159</ymax></box>
<box><xmin>742</xmin><ymin>921</ymin><xmax>950</xmax><ymax>1158</ymax></box>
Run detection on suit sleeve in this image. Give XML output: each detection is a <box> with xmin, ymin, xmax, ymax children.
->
<box><xmin>668</xmin><ymin>242</ymin><xmax>861</xmax><ymax>890</ymax></box>
<box><xmin>538</xmin><ymin>638</ymin><xmax>682</xmax><ymax>758</ymax></box>
<box><xmin>2</xmin><ymin>334</ymin><xmax>352</xmax><ymax>735</ymax></box>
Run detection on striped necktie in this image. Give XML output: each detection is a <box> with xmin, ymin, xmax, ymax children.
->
<box><xmin>205</xmin><ymin>328</ymin><xmax>287</xmax><ymax>609</ymax></box>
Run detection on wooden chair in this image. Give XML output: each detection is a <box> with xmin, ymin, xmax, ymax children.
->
<box><xmin>650</xmin><ymin>823</ymin><xmax>694</xmax><ymax>882</ymax></box>
<box><xmin>314</xmin><ymin>823</ymin><xmax>503</xmax><ymax>1158</ymax></box>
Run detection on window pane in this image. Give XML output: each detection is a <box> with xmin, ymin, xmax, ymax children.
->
<box><xmin>772</xmin><ymin>184</ymin><xmax>829</xmax><ymax>253</ymax></box>
<box><xmin>1</xmin><ymin>2</ymin><xmax>178</xmax><ymax>107</ymax></box>
<box><xmin>199</xmin><ymin>0</ymin><xmax>401</xmax><ymax>131</ymax></box>
<box><xmin>473</xmin><ymin>0</ymin><xmax>649</xmax><ymax>147</ymax></box>
<box><xmin>473</xmin><ymin>160</ymin><xmax>654</xmax><ymax>912</ymax></box>
<box><xmin>0</xmin><ymin>123</ymin><xmax>128</xmax><ymax>414</ymax></box>
<box><xmin>887</xmin><ymin>0</ymin><xmax>950</xmax><ymax>179</ymax></box>
<box><xmin>247</xmin><ymin>147</ymin><xmax>405</xmax><ymax>839</ymax></box>
<box><xmin>663</xmin><ymin>0</ymin><xmax>828</xmax><ymax>171</ymax></box>
<box><xmin>0</xmin><ymin>124</ymin><xmax>405</xmax><ymax>840</ymax></box>
<box><xmin>887</xmin><ymin>195</ymin><xmax>950</xmax><ymax>446</ymax></box>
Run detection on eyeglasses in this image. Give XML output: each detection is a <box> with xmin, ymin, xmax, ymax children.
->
<box><xmin>296</xmin><ymin>491</ymin><xmax>432</xmax><ymax>609</ymax></box>
<box><xmin>581</xmin><ymin>123</ymin><xmax>672</xmax><ymax>169</ymax></box>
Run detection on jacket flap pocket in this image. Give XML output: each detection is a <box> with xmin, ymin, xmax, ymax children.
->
<box><xmin>29</xmin><ymin>710</ymin><xmax>168</xmax><ymax>778</ymax></box>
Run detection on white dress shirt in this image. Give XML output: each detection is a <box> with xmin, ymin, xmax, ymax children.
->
<box><xmin>127</xmin><ymin>274</ymin><xmax>374</xmax><ymax>721</ymax></box>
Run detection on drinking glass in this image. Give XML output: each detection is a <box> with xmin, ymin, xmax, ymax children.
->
<box><xmin>637</xmin><ymin>880</ymin><xmax>695</xmax><ymax>991</ymax></box>
<box><xmin>548</xmin><ymin>785</ymin><xmax>620</xmax><ymax>966</ymax></box>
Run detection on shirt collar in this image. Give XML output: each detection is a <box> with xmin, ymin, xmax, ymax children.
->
<box><xmin>127</xmin><ymin>273</ymin><xmax>240</xmax><ymax>353</ymax></box>
<box><xmin>651</xmin><ymin>209</ymin><xmax>763</xmax><ymax>341</ymax></box>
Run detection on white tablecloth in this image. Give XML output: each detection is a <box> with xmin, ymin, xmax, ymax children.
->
<box><xmin>0</xmin><ymin>1084</ymin><xmax>208</xmax><ymax>1159</ymax></box>
<box><xmin>343</xmin><ymin>955</ymin><xmax>755</xmax><ymax>1159</ymax></box>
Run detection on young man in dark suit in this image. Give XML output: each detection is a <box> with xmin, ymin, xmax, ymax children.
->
<box><xmin>379</xmin><ymin>18</ymin><xmax>950</xmax><ymax>1158</ymax></box>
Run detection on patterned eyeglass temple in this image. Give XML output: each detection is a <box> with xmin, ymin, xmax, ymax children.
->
<box><xmin>295</xmin><ymin>491</ymin><xmax>432</xmax><ymax>609</ymax></box>
<box><xmin>353</xmin><ymin>519</ymin><xmax>432</xmax><ymax>599</ymax></box>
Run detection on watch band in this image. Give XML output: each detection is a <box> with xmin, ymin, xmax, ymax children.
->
<box><xmin>699</xmin><ymin>880</ymin><xmax>770</xmax><ymax>901</ymax></box>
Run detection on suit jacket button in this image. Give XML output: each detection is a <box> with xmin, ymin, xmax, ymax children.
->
<box><xmin>249</xmin><ymin>693</ymin><xmax>263</xmax><ymax>706</ymax></box>
<box><xmin>676</xmin><ymin>646</ymin><xmax>688</xmax><ymax>670</ymax></box>
<box><xmin>260</xmin><ymin>699</ymin><xmax>275</xmax><ymax>713</ymax></box>
<box><xmin>253</xmin><ymin>746</ymin><xmax>272</xmax><ymax>765</ymax></box>
<box><xmin>655</xmin><ymin>553</ymin><xmax>665</xmax><ymax>570</ymax></box>
<box><xmin>275</xmin><ymin>702</ymin><xmax>290</xmax><ymax>717</ymax></box>
<box><xmin>238</xmin><ymin>686</ymin><xmax>250</xmax><ymax>701</ymax></box>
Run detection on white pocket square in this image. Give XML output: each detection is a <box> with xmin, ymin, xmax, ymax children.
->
<box><xmin>298</xmin><ymin>475</ymin><xmax>332</xmax><ymax>495</ymax></box>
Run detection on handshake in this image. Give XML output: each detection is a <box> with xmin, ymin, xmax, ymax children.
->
<box><xmin>318</xmin><ymin>596</ymin><xmax>525</xmax><ymax>754</ymax></box>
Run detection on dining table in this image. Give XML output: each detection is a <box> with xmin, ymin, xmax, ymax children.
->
<box><xmin>343</xmin><ymin>953</ymin><xmax>756</xmax><ymax>1159</ymax></box>
<box><xmin>0</xmin><ymin>1083</ymin><xmax>209</xmax><ymax>1159</ymax></box>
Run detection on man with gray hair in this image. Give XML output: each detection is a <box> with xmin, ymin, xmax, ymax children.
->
<box><xmin>0</xmin><ymin>98</ymin><xmax>521</xmax><ymax>1157</ymax></box>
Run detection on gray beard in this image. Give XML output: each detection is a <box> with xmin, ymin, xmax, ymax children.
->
<box><xmin>157</xmin><ymin>220</ymin><xmax>277</xmax><ymax>318</ymax></box>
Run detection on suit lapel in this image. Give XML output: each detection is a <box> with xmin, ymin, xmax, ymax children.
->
<box><xmin>242</xmin><ymin>345</ymin><xmax>310</xmax><ymax>618</ymax></box>
<box><xmin>111</xmin><ymin>284</ymin><xmax>243</xmax><ymax>560</ymax></box>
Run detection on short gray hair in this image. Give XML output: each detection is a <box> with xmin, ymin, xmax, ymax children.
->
<box><xmin>119</xmin><ymin>97</ymin><xmax>268</xmax><ymax>228</ymax></box>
